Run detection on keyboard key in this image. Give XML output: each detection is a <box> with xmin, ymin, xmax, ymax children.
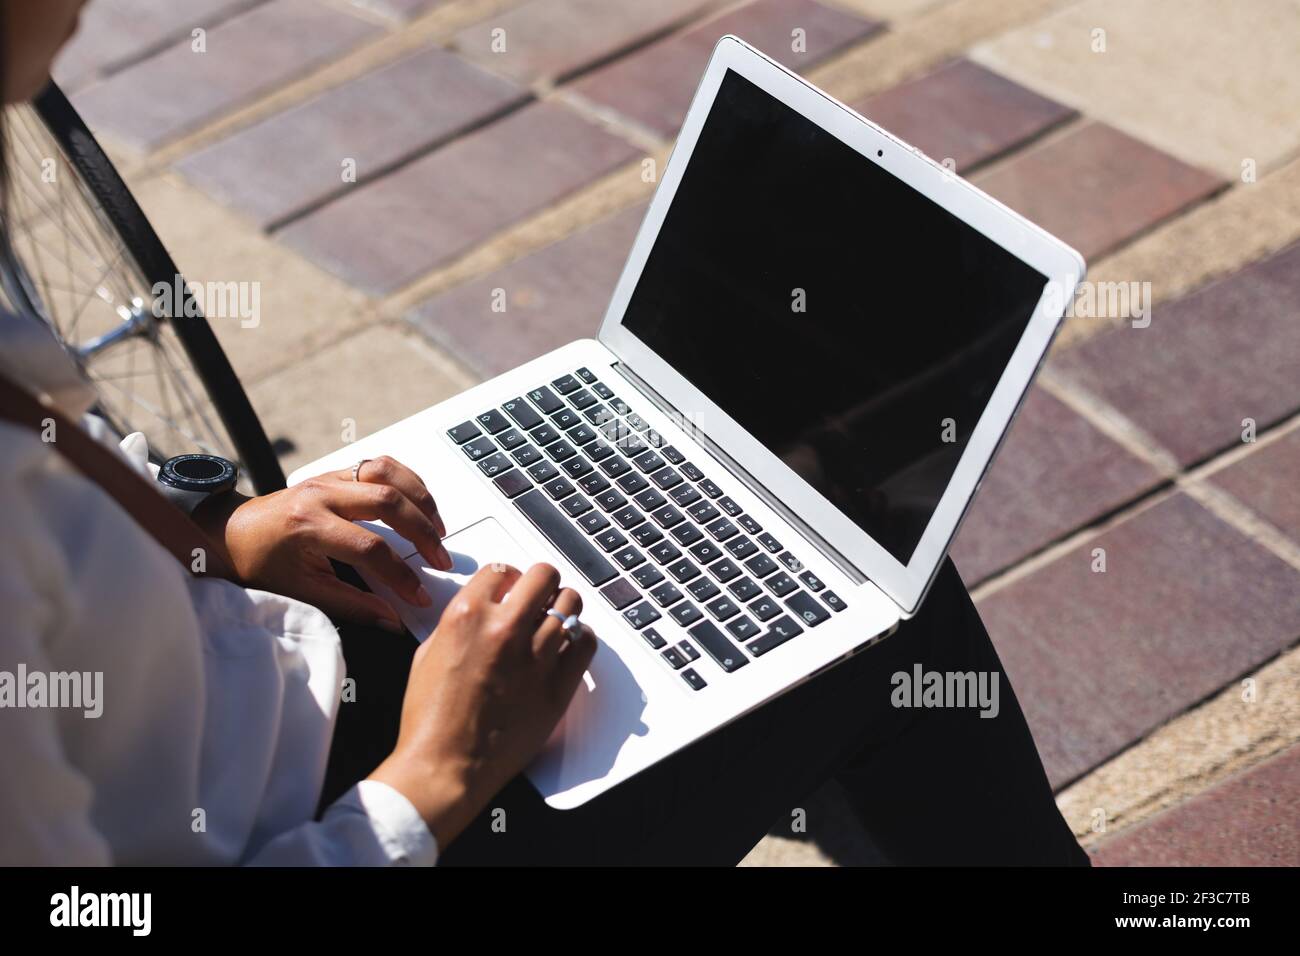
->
<box><xmin>705</xmin><ymin>596</ymin><xmax>740</xmax><ymax>621</ymax></box>
<box><xmin>631</xmin><ymin>523</ymin><xmax>664</xmax><ymax>547</ymax></box>
<box><xmin>632</xmin><ymin>450</ymin><xmax>665</xmax><ymax>473</ymax></box>
<box><xmin>643</xmin><ymin>628</ymin><xmax>667</xmax><ymax>650</ymax></box>
<box><xmin>643</xmin><ymin>429</ymin><xmax>664</xmax><ymax>448</ymax></box>
<box><xmin>705</xmin><ymin>517</ymin><xmax>738</xmax><ymax>541</ymax></box>
<box><xmin>661</xmin><ymin>646</ymin><xmax>688</xmax><ymax>669</ymax></box>
<box><xmin>447</xmin><ymin>421</ymin><xmax>481</xmax><ymax>444</ymax></box>
<box><xmin>799</xmin><ymin>570</ymin><xmax>825</xmax><ymax>592</ymax></box>
<box><xmin>675</xmin><ymin>640</ymin><xmax>700</xmax><ymax>662</ymax></box>
<box><xmin>609</xmin><ymin>397</ymin><xmax>631</xmax><ymax>415</ymax></box>
<box><xmin>562</xmin><ymin>456</ymin><xmax>593</xmax><ymax>480</ymax></box>
<box><xmin>625</xmin><ymin>412</ymin><xmax>649</xmax><ymax>432</ymax></box>
<box><xmin>594</xmin><ymin>489</ymin><xmax>627</xmax><ymax>512</ymax></box>
<box><xmin>476</xmin><ymin>409</ymin><xmax>510</xmax><ymax>434</ymax></box>
<box><xmin>726</xmin><ymin>536</ymin><xmax>759</xmax><ymax>560</ymax></box>
<box><xmin>462</xmin><ymin>436</ymin><xmax>497</xmax><ymax>461</ymax></box>
<box><xmin>669</xmin><ymin>484</ymin><xmax>701</xmax><ymax>506</ymax></box>
<box><xmin>598</xmin><ymin>419</ymin><xmax>628</xmax><ymax>443</ymax></box>
<box><xmin>650</xmin><ymin>504</ymin><xmax>686</xmax><ymax>529</ymax></box>
<box><xmin>666</xmin><ymin>558</ymin><xmax>699</xmax><ymax>583</ymax></box>
<box><xmin>578</xmin><ymin>471</ymin><xmax>610</xmax><ymax>495</ymax></box>
<box><xmin>648</xmin><ymin>541</ymin><xmax>682</xmax><ymax>565</ymax></box>
<box><xmin>688</xmin><ymin>540</ymin><xmax>724</xmax><ymax>564</ymax></box>
<box><xmin>728</xmin><ymin>576</ymin><xmax>762</xmax><ymax>602</ymax></box>
<box><xmin>778</xmin><ymin>551</ymin><xmax>806</xmax><ymax>574</ymax></box>
<box><xmin>669</xmin><ymin>602</ymin><xmax>703</xmax><ymax>627</ymax></box>
<box><xmin>708</xmin><ymin>559</ymin><xmax>742</xmax><ymax>583</ymax></box>
<box><xmin>530</xmin><ymin>424</ymin><xmax>560</xmax><ymax>447</ymax></box>
<box><xmin>546</xmin><ymin>441</ymin><xmax>577</xmax><ymax>463</ymax></box>
<box><xmin>745</xmin><ymin>553</ymin><xmax>778</xmax><ymax>578</ymax></box>
<box><xmin>686</xmin><ymin>500</ymin><xmax>721</xmax><ymax>524</ymax></box>
<box><xmin>566</xmin><ymin>423</ymin><xmax>597</xmax><ymax>446</ymax></box>
<box><xmin>680</xmin><ymin>461</ymin><xmax>705</xmax><ymax>482</ymax></box>
<box><xmin>595</xmin><ymin>528</ymin><xmax>628</xmax><ymax>552</ymax></box>
<box><xmin>611</xmin><ymin>505</ymin><xmax>644</xmax><ymax>530</ymax></box>
<box><xmin>687</xmin><ymin>577</ymin><xmax>721</xmax><ymax>601</ymax></box>
<box><xmin>686</xmin><ymin>621</ymin><xmax>749</xmax><ymax>673</ymax></box>
<box><xmin>503</xmin><ymin>397</ymin><xmax>543</xmax><ymax>430</ymax></box>
<box><xmin>623</xmin><ymin>601</ymin><xmax>660</xmax><ymax>630</ymax></box>
<box><xmin>513</xmin><ymin>489</ymin><xmax>616</xmax><ymax>586</ymax></box>
<box><xmin>585</xmin><ymin>404</ymin><xmax>617</xmax><ymax>426</ymax></box>
<box><xmin>592</xmin><ymin>382</ymin><xmax>615</xmax><ymax>400</ymax></box>
<box><xmin>757</xmin><ymin>532</ymin><xmax>783</xmax><ymax>553</ymax></box>
<box><xmin>737</xmin><ymin>514</ymin><xmax>763</xmax><ymax>535</ymax></box>
<box><xmin>748</xmin><ymin>615</ymin><xmax>804</xmax><ymax>656</ymax></box>
<box><xmin>586</xmin><ymin>440</ymin><xmax>615</xmax><ymax>462</ymax></box>
<box><xmin>550</xmin><ymin>408</ymin><xmax>581</xmax><ymax>430</ymax></box>
<box><xmin>681</xmin><ymin>668</ymin><xmax>708</xmax><ymax>691</ymax></box>
<box><xmin>617</xmin><ymin>471</ymin><xmax>650</xmax><ymax>494</ymax></box>
<box><xmin>600</xmin><ymin>578</ymin><xmax>639</xmax><ymax>610</ymax></box>
<box><xmin>822</xmin><ymin>590</ymin><xmax>848</xmax><ymax>612</ymax></box>
<box><xmin>649</xmin><ymin>581</ymin><xmax>683</xmax><ymax>607</ymax></box>
<box><xmin>560</xmin><ymin>494</ymin><xmax>592</xmax><ymax>518</ymax></box>
<box><xmin>577</xmin><ymin>511</ymin><xmax>610</xmax><ymax>534</ymax></box>
<box><xmin>527</xmin><ymin>386</ymin><xmax>565</xmax><ymax>414</ymax></box>
<box><xmin>651</xmin><ymin>467</ymin><xmax>683</xmax><ymax>490</ymax></box>
<box><xmin>541</xmin><ymin>477</ymin><xmax>575</xmax><ymax>500</ymax></box>
<box><xmin>785</xmin><ymin>590</ymin><xmax>831</xmax><ymax>628</ymax></box>
<box><xmin>612</xmin><ymin>546</ymin><xmax>644</xmax><ymax>570</ymax></box>
<box><xmin>748</xmin><ymin>595</ymin><xmax>781</xmax><ymax>622</ymax></box>
<box><xmin>600</xmin><ymin>456</ymin><xmax>632</xmax><ymax>478</ymax></box>
<box><xmin>568</xmin><ymin>388</ymin><xmax>597</xmax><ymax>410</ymax></box>
<box><xmin>726</xmin><ymin>616</ymin><xmax>762</xmax><ymax>642</ymax></box>
<box><xmin>699</xmin><ymin>478</ymin><xmax>722</xmax><ymax>498</ymax></box>
<box><xmin>765</xmin><ymin>572</ymin><xmax>799</xmax><ymax>597</ymax></box>
<box><xmin>511</xmin><ymin>444</ymin><xmax>543</xmax><ymax>468</ymax></box>
<box><xmin>551</xmin><ymin>374</ymin><xmax>580</xmax><ymax>395</ymax></box>
<box><xmin>495</xmin><ymin>427</ymin><xmax>527</xmax><ymax>451</ymax></box>
<box><xmin>493</xmin><ymin>470</ymin><xmax>531</xmax><ymax>498</ymax></box>
<box><xmin>671</xmin><ymin>524</ymin><xmax>704</xmax><ymax>546</ymax></box>
<box><xmin>575</xmin><ymin>367</ymin><xmax>598</xmax><ymax>384</ymax></box>
<box><xmin>633</xmin><ymin>488</ymin><xmax>667</xmax><ymax>511</ymax></box>
<box><xmin>477</xmin><ymin>453</ymin><xmax>512</xmax><ymax>477</ymax></box>
<box><xmin>661</xmin><ymin>445</ymin><xmax>685</xmax><ymax>465</ymax></box>
<box><xmin>617</xmin><ymin>436</ymin><xmax>648</xmax><ymax>459</ymax></box>
<box><xmin>717</xmin><ymin>496</ymin><xmax>744</xmax><ymax>517</ymax></box>
<box><xmin>631</xmin><ymin>564</ymin><xmax>665</xmax><ymax>588</ymax></box>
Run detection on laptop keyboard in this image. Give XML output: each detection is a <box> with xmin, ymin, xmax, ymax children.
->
<box><xmin>445</xmin><ymin>366</ymin><xmax>847</xmax><ymax>692</ymax></box>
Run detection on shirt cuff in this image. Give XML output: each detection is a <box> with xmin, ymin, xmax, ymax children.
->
<box><xmin>342</xmin><ymin>780</ymin><xmax>439</xmax><ymax>866</ymax></box>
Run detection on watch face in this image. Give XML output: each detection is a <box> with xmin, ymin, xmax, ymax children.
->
<box><xmin>160</xmin><ymin>454</ymin><xmax>237</xmax><ymax>492</ymax></box>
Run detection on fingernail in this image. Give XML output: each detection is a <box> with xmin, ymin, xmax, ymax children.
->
<box><xmin>437</xmin><ymin>544</ymin><xmax>453</xmax><ymax>571</ymax></box>
<box><xmin>415</xmin><ymin>584</ymin><xmax>432</xmax><ymax>607</ymax></box>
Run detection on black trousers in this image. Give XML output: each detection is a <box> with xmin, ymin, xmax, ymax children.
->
<box><xmin>319</xmin><ymin>559</ymin><xmax>1088</xmax><ymax>866</ymax></box>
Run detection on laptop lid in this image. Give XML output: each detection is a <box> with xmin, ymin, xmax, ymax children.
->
<box><xmin>598</xmin><ymin>37</ymin><xmax>1085</xmax><ymax>616</ymax></box>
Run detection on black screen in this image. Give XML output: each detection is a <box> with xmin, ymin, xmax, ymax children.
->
<box><xmin>622</xmin><ymin>70</ymin><xmax>1048</xmax><ymax>564</ymax></box>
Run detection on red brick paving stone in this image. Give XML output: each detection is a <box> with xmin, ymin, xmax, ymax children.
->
<box><xmin>1052</xmin><ymin>241</ymin><xmax>1300</xmax><ymax>468</ymax></box>
<box><xmin>1092</xmin><ymin>742</ymin><xmax>1300</xmax><ymax>866</ymax></box>
<box><xmin>569</xmin><ymin>0</ymin><xmax>882</xmax><ymax>138</ymax></box>
<box><xmin>853</xmin><ymin>59</ymin><xmax>1076</xmax><ymax>174</ymax></box>
<box><xmin>970</xmin><ymin>122</ymin><xmax>1222</xmax><ymax>261</ymax></box>
<box><xmin>976</xmin><ymin>493</ymin><xmax>1300</xmax><ymax>789</ymax></box>
<box><xmin>174</xmin><ymin>47</ymin><xmax>526</xmax><ymax>229</ymax></box>
<box><xmin>453</xmin><ymin>0</ymin><xmax>720</xmax><ymax>85</ymax></box>
<box><xmin>71</xmin><ymin>0</ymin><xmax>380</xmax><ymax>153</ymax></box>
<box><xmin>408</xmin><ymin>204</ymin><xmax>646</xmax><ymax>379</ymax></box>
<box><xmin>1210</xmin><ymin>429</ymin><xmax>1300</xmax><ymax>543</ymax></box>
<box><xmin>949</xmin><ymin>387</ymin><xmax>1163</xmax><ymax>586</ymax></box>
<box><xmin>54</xmin><ymin>0</ymin><xmax>264</xmax><ymax>92</ymax></box>
<box><xmin>277</xmin><ymin>102</ymin><xmax>639</xmax><ymax>295</ymax></box>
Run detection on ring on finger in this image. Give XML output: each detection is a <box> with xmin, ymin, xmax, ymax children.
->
<box><xmin>545</xmin><ymin>607</ymin><xmax>583</xmax><ymax>640</ymax></box>
<box><xmin>350</xmin><ymin>458</ymin><xmax>370</xmax><ymax>482</ymax></box>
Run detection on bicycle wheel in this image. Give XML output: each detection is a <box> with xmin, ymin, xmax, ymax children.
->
<box><xmin>0</xmin><ymin>82</ymin><xmax>285</xmax><ymax>494</ymax></box>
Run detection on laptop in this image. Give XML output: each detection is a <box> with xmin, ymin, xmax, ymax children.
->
<box><xmin>291</xmin><ymin>36</ymin><xmax>1085</xmax><ymax>809</ymax></box>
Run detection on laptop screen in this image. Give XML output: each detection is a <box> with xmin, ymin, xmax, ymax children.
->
<box><xmin>621</xmin><ymin>69</ymin><xmax>1048</xmax><ymax>565</ymax></box>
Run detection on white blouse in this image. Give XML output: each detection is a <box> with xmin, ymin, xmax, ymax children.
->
<box><xmin>0</xmin><ymin>314</ymin><xmax>436</xmax><ymax>865</ymax></box>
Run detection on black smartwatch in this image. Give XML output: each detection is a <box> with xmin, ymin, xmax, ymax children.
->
<box><xmin>157</xmin><ymin>454</ymin><xmax>239</xmax><ymax>515</ymax></box>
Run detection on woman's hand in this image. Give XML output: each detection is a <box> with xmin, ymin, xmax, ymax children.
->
<box><xmin>194</xmin><ymin>456</ymin><xmax>451</xmax><ymax>632</ymax></box>
<box><xmin>369</xmin><ymin>562</ymin><xmax>597</xmax><ymax>850</ymax></box>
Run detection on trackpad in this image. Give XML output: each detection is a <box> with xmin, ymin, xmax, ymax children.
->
<box><xmin>370</xmin><ymin>517</ymin><xmax>537</xmax><ymax>642</ymax></box>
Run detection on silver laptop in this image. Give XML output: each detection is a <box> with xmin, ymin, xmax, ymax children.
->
<box><xmin>292</xmin><ymin>37</ymin><xmax>1085</xmax><ymax>809</ymax></box>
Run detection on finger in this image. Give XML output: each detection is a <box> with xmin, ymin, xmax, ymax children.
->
<box><xmin>298</xmin><ymin>572</ymin><xmax>407</xmax><ymax>635</ymax></box>
<box><xmin>357</xmin><ymin>456</ymin><xmax>448</xmax><ymax>540</ymax></box>
<box><xmin>549</xmin><ymin>622</ymin><xmax>598</xmax><ymax>709</ymax></box>
<box><xmin>533</xmin><ymin>587</ymin><xmax>583</xmax><ymax>658</ymax></box>
<box><xmin>457</xmin><ymin>561</ymin><xmax>523</xmax><ymax>607</ymax></box>
<box><xmin>324</xmin><ymin>480</ymin><xmax>450</xmax><ymax>572</ymax></box>
<box><xmin>315</xmin><ymin>515</ymin><xmax>431</xmax><ymax>609</ymax></box>
<box><xmin>500</xmin><ymin>562</ymin><xmax>562</xmax><ymax>627</ymax></box>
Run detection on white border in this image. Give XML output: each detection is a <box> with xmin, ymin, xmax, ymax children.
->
<box><xmin>598</xmin><ymin>36</ymin><xmax>1085</xmax><ymax>615</ymax></box>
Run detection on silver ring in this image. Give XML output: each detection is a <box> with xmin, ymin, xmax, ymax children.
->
<box><xmin>545</xmin><ymin>608</ymin><xmax>582</xmax><ymax>639</ymax></box>
<box><xmin>350</xmin><ymin>459</ymin><xmax>369</xmax><ymax>482</ymax></box>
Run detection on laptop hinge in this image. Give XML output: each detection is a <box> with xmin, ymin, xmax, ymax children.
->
<box><xmin>611</xmin><ymin>361</ymin><xmax>869</xmax><ymax>587</ymax></box>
